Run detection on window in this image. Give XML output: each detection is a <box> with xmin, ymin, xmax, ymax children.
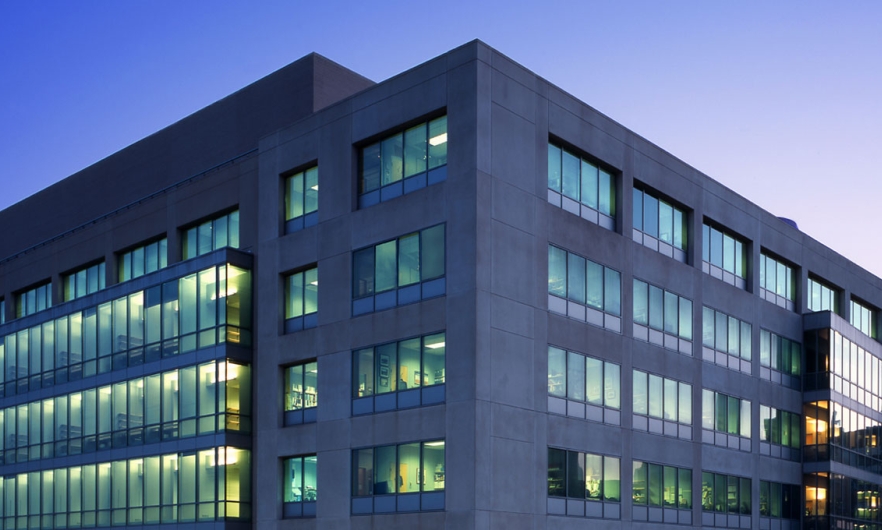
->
<box><xmin>547</xmin><ymin>142</ymin><xmax>615</xmax><ymax>229</ymax></box>
<box><xmin>0</xmin><ymin>299</ymin><xmax>5</xmax><ymax>325</ymax></box>
<box><xmin>283</xmin><ymin>361</ymin><xmax>317</xmax><ymax>425</ymax></box>
<box><xmin>0</xmin><ymin>359</ymin><xmax>250</xmax><ymax>464</ymax></box>
<box><xmin>759</xmin><ymin>252</ymin><xmax>795</xmax><ymax>310</ymax></box>
<box><xmin>632</xmin><ymin>370</ymin><xmax>692</xmax><ymax>439</ymax></box>
<box><xmin>547</xmin><ymin>245</ymin><xmax>621</xmax><ymax>332</ymax></box>
<box><xmin>283</xmin><ymin>455</ymin><xmax>317</xmax><ymax>518</ymax></box>
<box><xmin>352</xmin><ymin>224</ymin><xmax>445</xmax><ymax>315</ymax></box>
<box><xmin>284</xmin><ymin>166</ymin><xmax>318</xmax><ymax>233</ymax></box>
<box><xmin>1</xmin><ymin>264</ymin><xmax>252</xmax><ymax>395</ymax></box>
<box><xmin>547</xmin><ymin>346</ymin><xmax>620</xmax><ymax>425</ymax></box>
<box><xmin>547</xmin><ymin>448</ymin><xmax>620</xmax><ymax>519</ymax></box>
<box><xmin>702</xmin><ymin>222</ymin><xmax>747</xmax><ymax>289</ymax></box>
<box><xmin>0</xmin><ymin>447</ymin><xmax>250</xmax><ymax>525</ymax></box>
<box><xmin>759</xmin><ymin>481</ymin><xmax>800</xmax><ymax>520</ymax></box>
<box><xmin>701</xmin><ymin>472</ymin><xmax>750</xmax><ymax>516</ymax></box>
<box><xmin>182</xmin><ymin>210</ymin><xmax>239</xmax><ymax>259</ymax></box>
<box><xmin>701</xmin><ymin>389</ymin><xmax>751</xmax><ymax>451</ymax></box>
<box><xmin>358</xmin><ymin>116</ymin><xmax>447</xmax><ymax>208</ymax></box>
<box><xmin>351</xmin><ymin>440</ymin><xmax>445</xmax><ymax>514</ymax></box>
<box><xmin>759</xmin><ymin>405</ymin><xmax>801</xmax><ymax>459</ymax></box>
<box><xmin>808</xmin><ymin>276</ymin><xmax>839</xmax><ymax>313</ymax></box>
<box><xmin>702</xmin><ymin>306</ymin><xmax>751</xmax><ymax>373</ymax></box>
<box><xmin>633</xmin><ymin>279</ymin><xmax>693</xmax><ymax>354</ymax></box>
<box><xmin>64</xmin><ymin>262</ymin><xmax>106</xmax><ymax>301</ymax></box>
<box><xmin>284</xmin><ymin>267</ymin><xmax>318</xmax><ymax>332</ymax></box>
<box><xmin>850</xmin><ymin>298</ymin><xmax>876</xmax><ymax>338</ymax></box>
<box><xmin>632</xmin><ymin>187</ymin><xmax>687</xmax><ymax>262</ymax></box>
<box><xmin>15</xmin><ymin>282</ymin><xmax>52</xmax><ymax>318</ymax></box>
<box><xmin>119</xmin><ymin>239</ymin><xmax>167</xmax><ymax>282</ymax></box>
<box><xmin>353</xmin><ymin>332</ymin><xmax>445</xmax><ymax>415</ymax></box>
<box><xmin>632</xmin><ymin>461</ymin><xmax>692</xmax><ymax>513</ymax></box>
<box><xmin>759</xmin><ymin>329</ymin><xmax>801</xmax><ymax>387</ymax></box>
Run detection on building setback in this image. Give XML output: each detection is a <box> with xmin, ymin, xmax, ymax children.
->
<box><xmin>0</xmin><ymin>40</ymin><xmax>878</xmax><ymax>530</ymax></box>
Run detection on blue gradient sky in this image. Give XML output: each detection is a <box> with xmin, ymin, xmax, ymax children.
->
<box><xmin>2</xmin><ymin>1</ymin><xmax>881</xmax><ymax>275</ymax></box>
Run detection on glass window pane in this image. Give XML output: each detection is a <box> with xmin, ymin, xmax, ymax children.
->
<box><xmin>679</xmin><ymin>383</ymin><xmax>692</xmax><ymax>425</ymax></box>
<box><xmin>353</xmin><ymin>248</ymin><xmax>375</xmax><ymax>298</ymax></box>
<box><xmin>648</xmin><ymin>464</ymin><xmax>662</xmax><ymax>507</ymax></box>
<box><xmin>599</xmin><ymin>169</ymin><xmax>614</xmax><ymax>216</ymax></box>
<box><xmin>548</xmin><ymin>347</ymin><xmax>566</xmax><ymax>398</ymax></box>
<box><xmin>633</xmin><ymin>280</ymin><xmax>648</xmax><ymax>326</ymax></box>
<box><xmin>679</xmin><ymin>298</ymin><xmax>693</xmax><ymax>340</ymax></box>
<box><xmin>664</xmin><ymin>378</ymin><xmax>677</xmax><ymax>421</ymax></box>
<box><xmin>658</xmin><ymin>201</ymin><xmax>673</xmax><ymax>244</ymax></box>
<box><xmin>585</xmin><ymin>357</ymin><xmax>602</xmax><ymax>405</ymax></box>
<box><xmin>585</xmin><ymin>261</ymin><xmax>603</xmax><ymax>310</ymax></box>
<box><xmin>427</xmin><ymin>116</ymin><xmax>447</xmax><ymax>169</ymax></box>
<box><xmin>548</xmin><ymin>247</ymin><xmax>566</xmax><ymax>297</ymax></box>
<box><xmin>375</xmin><ymin>241</ymin><xmax>397</xmax><ymax>293</ymax></box>
<box><xmin>603</xmin><ymin>456</ymin><xmax>620</xmax><ymax>502</ymax></box>
<box><xmin>585</xmin><ymin>454</ymin><xmax>602</xmax><ymax>500</ymax></box>
<box><xmin>398</xmin><ymin>234</ymin><xmax>420</xmax><ymax>287</ymax></box>
<box><xmin>678</xmin><ymin>469</ymin><xmax>692</xmax><ymax>509</ymax></box>
<box><xmin>604</xmin><ymin>363</ymin><xmax>620</xmax><ymax>409</ymax></box>
<box><xmin>664</xmin><ymin>291</ymin><xmax>678</xmax><ymax>334</ymax></box>
<box><xmin>547</xmin><ymin>145</ymin><xmax>561</xmax><ymax>192</ymax></box>
<box><xmin>633</xmin><ymin>189</ymin><xmax>643</xmax><ymax>231</ymax></box>
<box><xmin>567</xmin><ymin>351</ymin><xmax>585</xmax><ymax>402</ymax></box>
<box><xmin>604</xmin><ymin>268</ymin><xmax>621</xmax><ymax>316</ymax></box>
<box><xmin>421</xmin><ymin>225</ymin><xmax>445</xmax><ymax>281</ymax></box>
<box><xmin>286</xmin><ymin>173</ymin><xmax>304</xmax><ymax>220</ymax></box>
<box><xmin>561</xmin><ymin>151</ymin><xmax>580</xmax><ymax>201</ymax></box>
<box><xmin>381</xmin><ymin>134</ymin><xmax>403</xmax><ymax>186</ymax></box>
<box><xmin>547</xmin><ymin>448</ymin><xmax>566</xmax><ymax>497</ymax></box>
<box><xmin>581</xmin><ymin>160</ymin><xmax>598</xmax><ymax>209</ymax></box>
<box><xmin>423</xmin><ymin>333</ymin><xmax>445</xmax><ymax>387</ymax></box>
<box><xmin>633</xmin><ymin>371</ymin><xmax>647</xmax><ymax>415</ymax></box>
<box><xmin>304</xmin><ymin>269</ymin><xmax>318</xmax><ymax>315</ymax></box>
<box><xmin>643</xmin><ymin>194</ymin><xmax>659</xmax><ymax>238</ymax></box>
<box><xmin>567</xmin><ymin>450</ymin><xmax>585</xmax><ymax>499</ymax></box>
<box><xmin>398</xmin><ymin>339</ymin><xmax>420</xmax><ymax>390</ymax></box>
<box><xmin>361</xmin><ymin>143</ymin><xmax>381</xmax><ymax>193</ymax></box>
<box><xmin>373</xmin><ymin>445</ymin><xmax>397</xmax><ymax>494</ymax></box>
<box><xmin>567</xmin><ymin>254</ymin><xmax>586</xmax><ymax>304</ymax></box>
<box><xmin>649</xmin><ymin>285</ymin><xmax>663</xmax><ymax>330</ymax></box>
<box><xmin>404</xmin><ymin>123</ymin><xmax>427</xmax><ymax>178</ymax></box>
<box><xmin>632</xmin><ymin>461</ymin><xmax>647</xmax><ymax>505</ymax></box>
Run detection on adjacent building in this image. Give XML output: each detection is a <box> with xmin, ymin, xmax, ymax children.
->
<box><xmin>0</xmin><ymin>40</ymin><xmax>879</xmax><ymax>529</ymax></box>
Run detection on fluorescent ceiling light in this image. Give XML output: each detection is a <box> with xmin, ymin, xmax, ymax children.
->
<box><xmin>429</xmin><ymin>133</ymin><xmax>447</xmax><ymax>146</ymax></box>
<box><xmin>425</xmin><ymin>341</ymin><xmax>445</xmax><ymax>349</ymax></box>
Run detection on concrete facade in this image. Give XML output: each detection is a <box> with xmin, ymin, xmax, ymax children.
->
<box><xmin>1</xmin><ymin>40</ymin><xmax>879</xmax><ymax>529</ymax></box>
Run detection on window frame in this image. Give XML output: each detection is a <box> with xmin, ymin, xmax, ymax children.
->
<box><xmin>283</xmin><ymin>361</ymin><xmax>318</xmax><ymax>425</ymax></box>
<box><xmin>284</xmin><ymin>266</ymin><xmax>318</xmax><ymax>333</ymax></box>
<box><xmin>282</xmin><ymin>454</ymin><xmax>317</xmax><ymax>518</ymax></box>
<box><xmin>283</xmin><ymin>165</ymin><xmax>319</xmax><ymax>233</ymax></box>
<box><xmin>632</xmin><ymin>186</ymin><xmax>687</xmax><ymax>262</ymax></box>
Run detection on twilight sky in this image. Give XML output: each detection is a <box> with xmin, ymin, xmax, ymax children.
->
<box><xmin>1</xmin><ymin>1</ymin><xmax>881</xmax><ymax>276</ymax></box>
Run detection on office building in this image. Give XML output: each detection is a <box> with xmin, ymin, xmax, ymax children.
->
<box><xmin>0</xmin><ymin>40</ymin><xmax>879</xmax><ymax>529</ymax></box>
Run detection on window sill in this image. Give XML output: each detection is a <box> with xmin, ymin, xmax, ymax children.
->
<box><xmin>283</xmin><ymin>501</ymin><xmax>316</xmax><ymax>518</ymax></box>
<box><xmin>632</xmin><ymin>414</ymin><xmax>691</xmax><ymax>440</ymax></box>
<box><xmin>632</xmin><ymin>230</ymin><xmax>687</xmax><ymax>263</ymax></box>
<box><xmin>633</xmin><ymin>324</ymin><xmax>692</xmax><ymax>355</ymax></box>
<box><xmin>701</xmin><ymin>429</ymin><xmax>751</xmax><ymax>452</ymax></box>
<box><xmin>359</xmin><ymin>167</ymin><xmax>447</xmax><ymax>209</ymax></box>
<box><xmin>632</xmin><ymin>506</ymin><xmax>692</xmax><ymax>525</ymax></box>
<box><xmin>547</xmin><ymin>190</ymin><xmax>615</xmax><ymax>231</ymax></box>
<box><xmin>547</xmin><ymin>396</ymin><xmax>619</xmax><ymax>425</ymax></box>
<box><xmin>702</xmin><ymin>347</ymin><xmax>751</xmax><ymax>374</ymax></box>
<box><xmin>284</xmin><ymin>408</ymin><xmax>317</xmax><ymax>425</ymax></box>
<box><xmin>702</xmin><ymin>262</ymin><xmax>747</xmax><ymax>290</ymax></box>
<box><xmin>351</xmin><ymin>492</ymin><xmax>444</xmax><ymax>514</ymax></box>
<box><xmin>353</xmin><ymin>385</ymin><xmax>445</xmax><ymax>415</ymax></box>
<box><xmin>547</xmin><ymin>497</ymin><xmax>620</xmax><ymax>519</ymax></box>
<box><xmin>701</xmin><ymin>512</ymin><xmax>752</xmax><ymax>529</ymax></box>
<box><xmin>285</xmin><ymin>212</ymin><xmax>318</xmax><ymax>234</ymax></box>
<box><xmin>353</xmin><ymin>278</ymin><xmax>445</xmax><ymax>316</ymax></box>
<box><xmin>548</xmin><ymin>295</ymin><xmax>621</xmax><ymax>333</ymax></box>
<box><xmin>285</xmin><ymin>314</ymin><xmax>317</xmax><ymax>334</ymax></box>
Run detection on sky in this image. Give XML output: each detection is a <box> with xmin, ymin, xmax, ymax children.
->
<box><xmin>1</xmin><ymin>1</ymin><xmax>881</xmax><ymax>276</ymax></box>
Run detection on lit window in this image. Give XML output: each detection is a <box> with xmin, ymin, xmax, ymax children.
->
<box><xmin>359</xmin><ymin>116</ymin><xmax>447</xmax><ymax>208</ymax></box>
<box><xmin>353</xmin><ymin>332</ymin><xmax>445</xmax><ymax>414</ymax></box>
<box><xmin>182</xmin><ymin>210</ymin><xmax>239</xmax><ymax>260</ymax></box>
<box><xmin>702</xmin><ymin>222</ymin><xmax>747</xmax><ymax>289</ymax></box>
<box><xmin>15</xmin><ymin>282</ymin><xmax>52</xmax><ymax>318</ymax></box>
<box><xmin>283</xmin><ymin>455</ymin><xmax>317</xmax><ymax>518</ymax></box>
<box><xmin>352</xmin><ymin>224</ymin><xmax>445</xmax><ymax>315</ymax></box>
<box><xmin>547</xmin><ymin>245</ymin><xmax>621</xmax><ymax>332</ymax></box>
<box><xmin>632</xmin><ymin>187</ymin><xmax>687</xmax><ymax>262</ymax></box>
<box><xmin>759</xmin><ymin>481</ymin><xmax>801</xmax><ymax>520</ymax></box>
<box><xmin>0</xmin><ymin>299</ymin><xmax>5</xmax><ymax>324</ymax></box>
<box><xmin>284</xmin><ymin>267</ymin><xmax>318</xmax><ymax>333</ymax></box>
<box><xmin>63</xmin><ymin>262</ymin><xmax>106</xmax><ymax>301</ymax></box>
<box><xmin>701</xmin><ymin>472</ymin><xmax>750</xmax><ymax>514</ymax></box>
<box><xmin>547</xmin><ymin>447</ymin><xmax>620</xmax><ymax>518</ymax></box>
<box><xmin>632</xmin><ymin>461</ymin><xmax>692</xmax><ymax>512</ymax></box>
<box><xmin>351</xmin><ymin>440</ymin><xmax>445</xmax><ymax>514</ymax></box>
<box><xmin>284</xmin><ymin>166</ymin><xmax>318</xmax><ymax>233</ymax></box>
<box><xmin>119</xmin><ymin>238</ymin><xmax>167</xmax><ymax>282</ymax></box>
<box><xmin>283</xmin><ymin>361</ymin><xmax>317</xmax><ymax>425</ymax></box>
<box><xmin>758</xmin><ymin>405</ymin><xmax>801</xmax><ymax>456</ymax></box>
<box><xmin>547</xmin><ymin>142</ymin><xmax>615</xmax><ymax>229</ymax></box>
